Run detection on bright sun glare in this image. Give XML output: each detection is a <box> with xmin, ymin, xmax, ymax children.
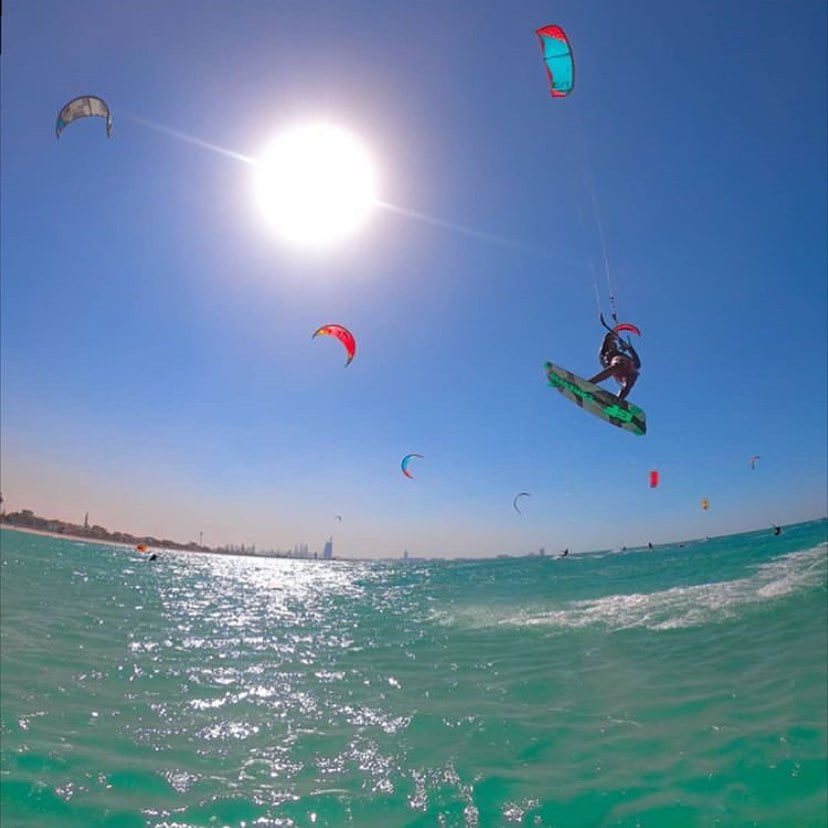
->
<box><xmin>255</xmin><ymin>123</ymin><xmax>379</xmax><ymax>249</ymax></box>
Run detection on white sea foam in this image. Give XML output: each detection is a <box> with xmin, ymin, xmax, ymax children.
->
<box><xmin>445</xmin><ymin>544</ymin><xmax>827</xmax><ymax>632</ymax></box>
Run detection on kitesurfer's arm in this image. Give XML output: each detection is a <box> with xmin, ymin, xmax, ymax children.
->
<box><xmin>598</xmin><ymin>332</ymin><xmax>617</xmax><ymax>367</ymax></box>
<box><xmin>626</xmin><ymin>342</ymin><xmax>641</xmax><ymax>370</ymax></box>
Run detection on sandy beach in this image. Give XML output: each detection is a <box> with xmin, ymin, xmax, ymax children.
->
<box><xmin>1</xmin><ymin>523</ymin><xmax>150</xmax><ymax>552</ymax></box>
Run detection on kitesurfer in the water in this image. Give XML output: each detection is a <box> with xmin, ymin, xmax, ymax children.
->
<box><xmin>560</xmin><ymin>548</ymin><xmax>569</xmax><ymax>558</ymax></box>
<box><xmin>772</xmin><ymin>525</ymin><xmax>782</xmax><ymax>536</ymax></box>
<box><xmin>588</xmin><ymin>330</ymin><xmax>641</xmax><ymax>401</ymax></box>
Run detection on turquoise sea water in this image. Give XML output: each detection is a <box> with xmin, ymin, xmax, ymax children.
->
<box><xmin>1</xmin><ymin>521</ymin><xmax>826</xmax><ymax>827</ymax></box>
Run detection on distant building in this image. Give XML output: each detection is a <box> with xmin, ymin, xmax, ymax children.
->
<box><xmin>322</xmin><ymin>537</ymin><xmax>333</xmax><ymax>560</ymax></box>
<box><xmin>403</xmin><ymin>549</ymin><xmax>409</xmax><ymax>561</ymax></box>
<box><xmin>83</xmin><ymin>512</ymin><xmax>89</xmax><ymax>530</ymax></box>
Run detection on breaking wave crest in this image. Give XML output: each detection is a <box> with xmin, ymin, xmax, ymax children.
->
<box><xmin>445</xmin><ymin>544</ymin><xmax>827</xmax><ymax>632</ymax></box>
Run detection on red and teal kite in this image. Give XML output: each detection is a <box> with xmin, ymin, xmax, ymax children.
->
<box><xmin>536</xmin><ymin>25</ymin><xmax>574</xmax><ymax>98</ymax></box>
<box><xmin>401</xmin><ymin>454</ymin><xmax>423</xmax><ymax>479</ymax></box>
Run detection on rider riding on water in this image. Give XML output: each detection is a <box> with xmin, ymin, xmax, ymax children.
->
<box><xmin>588</xmin><ymin>330</ymin><xmax>640</xmax><ymax>401</ymax></box>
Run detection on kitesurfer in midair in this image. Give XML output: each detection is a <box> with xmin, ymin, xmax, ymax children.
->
<box><xmin>588</xmin><ymin>329</ymin><xmax>641</xmax><ymax>401</ymax></box>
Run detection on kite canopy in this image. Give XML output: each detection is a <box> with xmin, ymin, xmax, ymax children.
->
<box><xmin>750</xmin><ymin>455</ymin><xmax>761</xmax><ymax>470</ymax></box>
<box><xmin>513</xmin><ymin>492</ymin><xmax>531</xmax><ymax>513</ymax></box>
<box><xmin>536</xmin><ymin>24</ymin><xmax>575</xmax><ymax>98</ymax></box>
<box><xmin>56</xmin><ymin>95</ymin><xmax>112</xmax><ymax>139</ymax></box>
<box><xmin>613</xmin><ymin>322</ymin><xmax>641</xmax><ymax>337</ymax></box>
<box><xmin>312</xmin><ymin>324</ymin><xmax>356</xmax><ymax>366</ymax></box>
<box><xmin>701</xmin><ymin>498</ymin><xmax>710</xmax><ymax>511</ymax></box>
<box><xmin>401</xmin><ymin>454</ymin><xmax>423</xmax><ymax>479</ymax></box>
<box><xmin>649</xmin><ymin>470</ymin><xmax>659</xmax><ymax>488</ymax></box>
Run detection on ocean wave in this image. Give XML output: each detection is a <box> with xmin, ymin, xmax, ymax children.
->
<box><xmin>443</xmin><ymin>544</ymin><xmax>827</xmax><ymax>632</ymax></box>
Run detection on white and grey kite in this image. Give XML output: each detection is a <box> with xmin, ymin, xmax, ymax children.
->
<box><xmin>56</xmin><ymin>95</ymin><xmax>112</xmax><ymax>139</ymax></box>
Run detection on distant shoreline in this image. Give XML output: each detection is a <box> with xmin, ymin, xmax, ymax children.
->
<box><xmin>3</xmin><ymin>516</ymin><xmax>825</xmax><ymax>562</ymax></box>
<box><xmin>0</xmin><ymin>523</ymin><xmax>136</xmax><ymax>550</ymax></box>
<box><xmin>0</xmin><ymin>508</ymin><xmax>211</xmax><ymax>555</ymax></box>
<box><xmin>0</xmin><ymin>509</ymin><xmax>329</xmax><ymax>560</ymax></box>
<box><xmin>0</xmin><ymin>524</ymin><xmax>332</xmax><ymax>561</ymax></box>
<box><xmin>0</xmin><ymin>524</ymin><xmax>218</xmax><ymax>556</ymax></box>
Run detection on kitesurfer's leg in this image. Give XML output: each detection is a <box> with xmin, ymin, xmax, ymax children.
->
<box><xmin>588</xmin><ymin>367</ymin><xmax>614</xmax><ymax>385</ymax></box>
<box><xmin>614</xmin><ymin>369</ymin><xmax>638</xmax><ymax>400</ymax></box>
<box><xmin>616</xmin><ymin>377</ymin><xmax>636</xmax><ymax>400</ymax></box>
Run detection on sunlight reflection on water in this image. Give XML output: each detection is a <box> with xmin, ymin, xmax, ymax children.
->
<box><xmin>2</xmin><ymin>527</ymin><xmax>825</xmax><ymax>826</ymax></box>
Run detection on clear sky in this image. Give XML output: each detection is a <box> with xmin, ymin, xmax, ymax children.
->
<box><xmin>1</xmin><ymin>1</ymin><xmax>826</xmax><ymax>558</ymax></box>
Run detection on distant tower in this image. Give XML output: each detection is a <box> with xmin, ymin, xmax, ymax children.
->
<box><xmin>539</xmin><ymin>547</ymin><xmax>546</xmax><ymax>557</ymax></box>
<box><xmin>322</xmin><ymin>537</ymin><xmax>333</xmax><ymax>560</ymax></box>
<box><xmin>403</xmin><ymin>549</ymin><xmax>409</xmax><ymax>561</ymax></box>
<box><xmin>83</xmin><ymin>512</ymin><xmax>89</xmax><ymax>529</ymax></box>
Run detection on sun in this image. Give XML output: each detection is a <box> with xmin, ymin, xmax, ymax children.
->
<box><xmin>254</xmin><ymin>123</ymin><xmax>379</xmax><ymax>249</ymax></box>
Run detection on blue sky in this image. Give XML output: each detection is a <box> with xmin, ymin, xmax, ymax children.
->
<box><xmin>1</xmin><ymin>1</ymin><xmax>826</xmax><ymax>557</ymax></box>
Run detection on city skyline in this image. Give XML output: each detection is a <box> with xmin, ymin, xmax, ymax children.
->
<box><xmin>1</xmin><ymin>504</ymin><xmax>337</xmax><ymax>560</ymax></box>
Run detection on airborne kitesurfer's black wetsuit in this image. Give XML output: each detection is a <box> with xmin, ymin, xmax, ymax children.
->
<box><xmin>588</xmin><ymin>332</ymin><xmax>641</xmax><ymax>401</ymax></box>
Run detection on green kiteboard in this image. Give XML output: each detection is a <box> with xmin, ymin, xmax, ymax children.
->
<box><xmin>545</xmin><ymin>362</ymin><xmax>646</xmax><ymax>436</ymax></box>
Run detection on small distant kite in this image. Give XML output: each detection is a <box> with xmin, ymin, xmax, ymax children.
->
<box><xmin>513</xmin><ymin>492</ymin><xmax>531</xmax><ymax>513</ymax></box>
<box><xmin>750</xmin><ymin>455</ymin><xmax>761</xmax><ymax>470</ymax></box>
<box><xmin>401</xmin><ymin>454</ymin><xmax>423</xmax><ymax>479</ymax></box>
<box><xmin>536</xmin><ymin>24</ymin><xmax>575</xmax><ymax>98</ymax></box>
<box><xmin>56</xmin><ymin>95</ymin><xmax>112</xmax><ymax>139</ymax></box>
<box><xmin>701</xmin><ymin>498</ymin><xmax>710</xmax><ymax>511</ymax></box>
<box><xmin>334</xmin><ymin>515</ymin><xmax>343</xmax><ymax>522</ymax></box>
<box><xmin>649</xmin><ymin>470</ymin><xmax>659</xmax><ymax>488</ymax></box>
<box><xmin>312</xmin><ymin>324</ymin><xmax>356</xmax><ymax>366</ymax></box>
